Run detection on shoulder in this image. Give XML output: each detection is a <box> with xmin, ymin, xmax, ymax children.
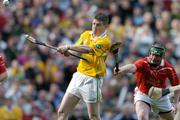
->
<box><xmin>134</xmin><ymin>57</ymin><xmax>148</xmax><ymax>64</ymax></box>
<box><xmin>161</xmin><ymin>60</ymin><xmax>175</xmax><ymax>71</ymax></box>
<box><xmin>133</xmin><ymin>57</ymin><xmax>148</xmax><ymax>69</ymax></box>
<box><xmin>101</xmin><ymin>37</ymin><xmax>111</xmax><ymax>44</ymax></box>
<box><xmin>81</xmin><ymin>30</ymin><xmax>91</xmax><ymax>36</ymax></box>
<box><xmin>104</xmin><ymin>36</ymin><xmax>111</xmax><ymax>43</ymax></box>
<box><xmin>97</xmin><ymin>35</ymin><xmax>111</xmax><ymax>45</ymax></box>
<box><xmin>163</xmin><ymin>59</ymin><xmax>174</xmax><ymax>68</ymax></box>
<box><xmin>158</xmin><ymin>59</ymin><xmax>176</xmax><ymax>72</ymax></box>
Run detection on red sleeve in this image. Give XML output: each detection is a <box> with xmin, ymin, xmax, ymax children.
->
<box><xmin>133</xmin><ymin>58</ymin><xmax>145</xmax><ymax>72</ymax></box>
<box><xmin>0</xmin><ymin>56</ymin><xmax>6</xmax><ymax>73</ymax></box>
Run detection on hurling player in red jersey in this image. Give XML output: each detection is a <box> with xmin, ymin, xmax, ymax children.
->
<box><xmin>114</xmin><ymin>43</ymin><xmax>180</xmax><ymax>120</ymax></box>
<box><xmin>0</xmin><ymin>55</ymin><xmax>8</xmax><ymax>84</ymax></box>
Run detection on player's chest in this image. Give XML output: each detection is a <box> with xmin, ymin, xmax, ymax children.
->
<box><xmin>83</xmin><ymin>36</ymin><xmax>101</xmax><ymax>45</ymax></box>
<box><xmin>143</xmin><ymin>68</ymin><xmax>168</xmax><ymax>85</ymax></box>
<box><xmin>145</xmin><ymin>67</ymin><xmax>168</xmax><ymax>79</ymax></box>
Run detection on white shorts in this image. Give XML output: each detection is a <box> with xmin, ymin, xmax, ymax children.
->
<box><xmin>134</xmin><ymin>89</ymin><xmax>173</xmax><ymax>114</ymax></box>
<box><xmin>66</xmin><ymin>72</ymin><xmax>103</xmax><ymax>103</ymax></box>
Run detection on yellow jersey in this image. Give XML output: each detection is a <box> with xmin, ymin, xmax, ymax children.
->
<box><xmin>76</xmin><ymin>30</ymin><xmax>111</xmax><ymax>77</ymax></box>
<box><xmin>0</xmin><ymin>105</ymin><xmax>22</xmax><ymax>120</ymax></box>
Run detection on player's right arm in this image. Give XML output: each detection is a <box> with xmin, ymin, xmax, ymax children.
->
<box><xmin>114</xmin><ymin>64</ymin><xmax>137</xmax><ymax>75</ymax></box>
<box><xmin>114</xmin><ymin>58</ymin><xmax>145</xmax><ymax>76</ymax></box>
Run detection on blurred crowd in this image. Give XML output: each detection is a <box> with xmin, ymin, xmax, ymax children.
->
<box><xmin>0</xmin><ymin>0</ymin><xmax>179</xmax><ymax>120</ymax></box>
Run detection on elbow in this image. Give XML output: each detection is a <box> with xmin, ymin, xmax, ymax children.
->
<box><xmin>84</xmin><ymin>46</ymin><xmax>93</xmax><ymax>53</ymax></box>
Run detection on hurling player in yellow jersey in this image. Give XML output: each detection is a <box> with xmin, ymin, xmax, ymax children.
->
<box><xmin>57</xmin><ymin>13</ymin><xmax>111</xmax><ymax>120</ymax></box>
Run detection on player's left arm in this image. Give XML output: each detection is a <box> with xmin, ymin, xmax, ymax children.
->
<box><xmin>58</xmin><ymin>31</ymin><xmax>93</xmax><ymax>54</ymax></box>
<box><xmin>57</xmin><ymin>44</ymin><xmax>93</xmax><ymax>55</ymax></box>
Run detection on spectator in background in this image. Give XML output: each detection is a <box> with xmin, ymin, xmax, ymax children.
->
<box><xmin>109</xmin><ymin>15</ymin><xmax>125</xmax><ymax>43</ymax></box>
<box><xmin>57</xmin><ymin>12</ymin><xmax>111</xmax><ymax>120</ymax></box>
<box><xmin>47</xmin><ymin>83</ymin><xmax>64</xmax><ymax>110</ymax></box>
<box><xmin>170</xmin><ymin>19</ymin><xmax>180</xmax><ymax>59</ymax></box>
<box><xmin>116</xmin><ymin>76</ymin><xmax>134</xmax><ymax>108</ymax></box>
<box><xmin>133</xmin><ymin>24</ymin><xmax>154</xmax><ymax>56</ymax></box>
<box><xmin>5</xmin><ymin>79</ymin><xmax>23</xmax><ymax>103</ymax></box>
<box><xmin>113</xmin><ymin>102</ymin><xmax>136</xmax><ymax>120</ymax></box>
<box><xmin>0</xmin><ymin>96</ymin><xmax>23</xmax><ymax>120</ymax></box>
<box><xmin>132</xmin><ymin>5</ymin><xmax>143</xmax><ymax>26</ymax></box>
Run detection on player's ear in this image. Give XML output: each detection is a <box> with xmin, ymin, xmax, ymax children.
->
<box><xmin>148</xmin><ymin>46</ymin><xmax>153</xmax><ymax>56</ymax></box>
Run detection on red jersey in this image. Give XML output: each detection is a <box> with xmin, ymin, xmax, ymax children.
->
<box><xmin>0</xmin><ymin>56</ymin><xmax>6</xmax><ymax>74</ymax></box>
<box><xmin>134</xmin><ymin>57</ymin><xmax>180</xmax><ymax>94</ymax></box>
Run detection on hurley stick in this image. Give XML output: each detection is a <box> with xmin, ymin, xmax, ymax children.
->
<box><xmin>110</xmin><ymin>42</ymin><xmax>122</xmax><ymax>72</ymax></box>
<box><xmin>24</xmin><ymin>34</ymin><xmax>88</xmax><ymax>62</ymax></box>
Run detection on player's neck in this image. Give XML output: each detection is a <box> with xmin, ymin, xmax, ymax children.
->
<box><xmin>92</xmin><ymin>30</ymin><xmax>107</xmax><ymax>38</ymax></box>
<box><xmin>147</xmin><ymin>57</ymin><xmax>161</xmax><ymax>68</ymax></box>
<box><xmin>149</xmin><ymin>63</ymin><xmax>160</xmax><ymax>68</ymax></box>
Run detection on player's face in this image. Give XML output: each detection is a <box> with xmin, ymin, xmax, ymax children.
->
<box><xmin>92</xmin><ymin>19</ymin><xmax>106</xmax><ymax>36</ymax></box>
<box><xmin>148</xmin><ymin>52</ymin><xmax>163</xmax><ymax>66</ymax></box>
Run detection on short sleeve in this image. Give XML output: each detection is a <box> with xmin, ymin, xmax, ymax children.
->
<box><xmin>133</xmin><ymin>59</ymin><xmax>145</xmax><ymax>72</ymax></box>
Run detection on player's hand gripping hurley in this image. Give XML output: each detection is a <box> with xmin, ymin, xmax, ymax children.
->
<box><xmin>24</xmin><ymin>34</ymin><xmax>88</xmax><ymax>62</ymax></box>
<box><xmin>110</xmin><ymin>42</ymin><xmax>122</xmax><ymax>72</ymax></box>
